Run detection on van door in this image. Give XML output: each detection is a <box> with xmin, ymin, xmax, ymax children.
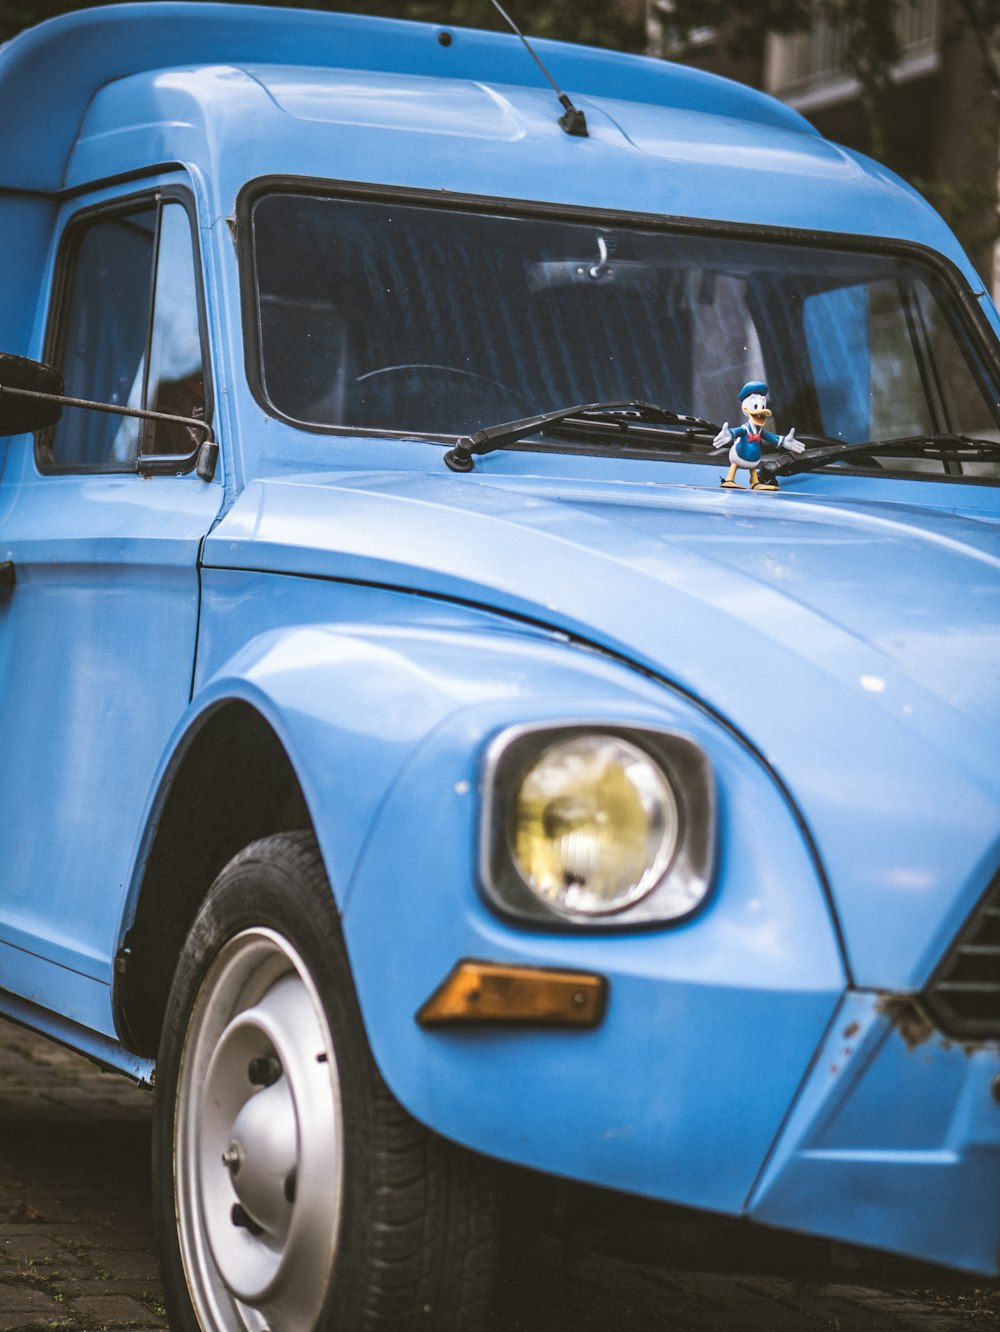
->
<box><xmin>0</xmin><ymin>183</ymin><xmax>222</xmax><ymax>1036</ymax></box>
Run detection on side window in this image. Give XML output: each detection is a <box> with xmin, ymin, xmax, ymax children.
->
<box><xmin>802</xmin><ymin>275</ymin><xmax>1000</xmax><ymax>451</ymax></box>
<box><xmin>40</xmin><ymin>198</ymin><xmax>207</xmax><ymax>472</ymax></box>
<box><xmin>802</xmin><ymin>277</ymin><xmax>939</xmax><ymax>472</ymax></box>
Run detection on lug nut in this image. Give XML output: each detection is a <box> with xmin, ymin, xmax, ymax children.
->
<box><xmin>221</xmin><ymin>1142</ymin><xmax>242</xmax><ymax>1175</ymax></box>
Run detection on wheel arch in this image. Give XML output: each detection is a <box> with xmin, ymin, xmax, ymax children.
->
<box><xmin>113</xmin><ymin>697</ymin><xmax>313</xmax><ymax>1058</ymax></box>
<box><xmin>111</xmin><ymin>610</ymin><xmax>653</xmax><ymax>1066</ymax></box>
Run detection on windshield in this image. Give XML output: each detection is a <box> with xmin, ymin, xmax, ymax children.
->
<box><xmin>248</xmin><ymin>190</ymin><xmax>1000</xmax><ymax>475</ymax></box>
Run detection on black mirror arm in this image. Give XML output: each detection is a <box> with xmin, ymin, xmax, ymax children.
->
<box><xmin>0</xmin><ymin>381</ymin><xmax>218</xmax><ymax>481</ymax></box>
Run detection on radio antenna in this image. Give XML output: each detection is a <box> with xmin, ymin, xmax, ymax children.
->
<box><xmin>486</xmin><ymin>0</ymin><xmax>588</xmax><ymax>137</ymax></box>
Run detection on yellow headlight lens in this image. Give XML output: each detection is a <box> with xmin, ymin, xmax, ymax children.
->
<box><xmin>511</xmin><ymin>735</ymin><xmax>679</xmax><ymax>915</ymax></box>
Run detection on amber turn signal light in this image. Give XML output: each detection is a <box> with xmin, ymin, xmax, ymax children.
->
<box><xmin>417</xmin><ymin>959</ymin><xmax>608</xmax><ymax>1029</ymax></box>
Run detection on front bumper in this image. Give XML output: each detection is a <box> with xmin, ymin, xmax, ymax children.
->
<box><xmin>750</xmin><ymin>989</ymin><xmax>1000</xmax><ymax>1273</ymax></box>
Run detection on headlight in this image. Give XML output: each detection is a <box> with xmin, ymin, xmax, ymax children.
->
<box><xmin>481</xmin><ymin>724</ymin><xmax>715</xmax><ymax>928</ymax></box>
<box><xmin>512</xmin><ymin>736</ymin><xmax>679</xmax><ymax>915</ymax></box>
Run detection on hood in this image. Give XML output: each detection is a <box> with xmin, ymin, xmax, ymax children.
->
<box><xmin>204</xmin><ymin>469</ymin><xmax>1000</xmax><ymax>990</ymax></box>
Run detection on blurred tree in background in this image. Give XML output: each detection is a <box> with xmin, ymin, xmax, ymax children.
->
<box><xmin>664</xmin><ymin>0</ymin><xmax>998</xmax><ymax>161</ymax></box>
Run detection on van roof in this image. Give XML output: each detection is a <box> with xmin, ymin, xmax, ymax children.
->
<box><xmin>0</xmin><ymin>0</ymin><xmax>814</xmax><ymax>192</ymax></box>
<box><xmin>0</xmin><ymin>2</ymin><xmax>971</xmax><ymax>277</ymax></box>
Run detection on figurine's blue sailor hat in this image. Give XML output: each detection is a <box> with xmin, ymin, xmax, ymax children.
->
<box><xmin>739</xmin><ymin>381</ymin><xmax>768</xmax><ymax>401</ymax></box>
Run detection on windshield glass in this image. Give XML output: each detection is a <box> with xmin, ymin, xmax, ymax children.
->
<box><xmin>248</xmin><ymin>191</ymin><xmax>1000</xmax><ymax>474</ymax></box>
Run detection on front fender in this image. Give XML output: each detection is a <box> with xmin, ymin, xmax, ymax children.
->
<box><xmin>187</xmin><ymin>568</ymin><xmax>669</xmax><ymax>905</ymax></box>
<box><xmin>157</xmin><ymin>569</ymin><xmax>846</xmax><ymax>1218</ymax></box>
<box><xmin>323</xmin><ymin>630</ymin><xmax>847</xmax><ymax>1217</ymax></box>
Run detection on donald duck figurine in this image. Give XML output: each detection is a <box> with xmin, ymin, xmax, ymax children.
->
<box><xmin>713</xmin><ymin>381</ymin><xmax>805</xmax><ymax>490</ymax></box>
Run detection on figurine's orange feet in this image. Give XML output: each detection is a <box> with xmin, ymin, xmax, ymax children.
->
<box><xmin>720</xmin><ymin>479</ymin><xmax>743</xmax><ymax>489</ymax></box>
<box><xmin>750</xmin><ymin>469</ymin><xmax>778</xmax><ymax>491</ymax></box>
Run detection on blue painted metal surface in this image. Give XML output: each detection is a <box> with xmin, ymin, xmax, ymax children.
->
<box><xmin>0</xmin><ymin>990</ymin><xmax>155</xmax><ymax>1087</ymax></box>
<box><xmin>203</xmin><ymin>471</ymin><xmax>1000</xmax><ymax>993</ymax></box>
<box><xmin>0</xmin><ymin>0</ymin><xmax>814</xmax><ymax>194</ymax></box>
<box><xmin>0</xmin><ymin>458</ymin><xmax>220</xmax><ymax>1012</ymax></box>
<box><xmin>749</xmin><ymin>991</ymin><xmax>1000</xmax><ymax>1273</ymax></box>
<box><xmin>0</xmin><ymin>0</ymin><xmax>996</xmax><ymax>1280</ymax></box>
<box><xmin>186</xmin><ymin>571</ymin><xmax>844</xmax><ymax>1213</ymax></box>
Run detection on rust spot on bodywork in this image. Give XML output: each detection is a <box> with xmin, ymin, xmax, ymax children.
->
<box><xmin>842</xmin><ymin>1021</ymin><xmax>859</xmax><ymax>1039</ymax></box>
<box><xmin>876</xmin><ymin>993</ymin><xmax>934</xmax><ymax>1050</ymax></box>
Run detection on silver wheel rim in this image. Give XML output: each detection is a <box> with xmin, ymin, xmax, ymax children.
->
<box><xmin>174</xmin><ymin>928</ymin><xmax>343</xmax><ymax>1331</ymax></box>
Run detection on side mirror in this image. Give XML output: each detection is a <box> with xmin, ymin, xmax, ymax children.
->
<box><xmin>0</xmin><ymin>351</ymin><xmax>218</xmax><ymax>481</ymax></box>
<box><xmin>0</xmin><ymin>353</ymin><xmax>64</xmax><ymax>435</ymax></box>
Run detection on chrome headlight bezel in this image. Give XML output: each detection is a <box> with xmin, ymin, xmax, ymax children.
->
<box><xmin>479</xmin><ymin>722</ymin><xmax>716</xmax><ymax>929</ymax></box>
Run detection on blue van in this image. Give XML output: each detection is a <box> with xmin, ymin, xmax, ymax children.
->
<box><xmin>0</xmin><ymin>4</ymin><xmax>998</xmax><ymax>1327</ymax></box>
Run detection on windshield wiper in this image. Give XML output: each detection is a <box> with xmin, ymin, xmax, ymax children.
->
<box><xmin>759</xmin><ymin>433</ymin><xmax>1000</xmax><ymax>482</ymax></box>
<box><xmin>443</xmin><ymin>400</ymin><xmax>721</xmax><ymax>472</ymax></box>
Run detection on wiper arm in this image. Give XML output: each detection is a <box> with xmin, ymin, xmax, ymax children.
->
<box><xmin>758</xmin><ymin>432</ymin><xmax>1000</xmax><ymax>482</ymax></box>
<box><xmin>443</xmin><ymin>400</ymin><xmax>720</xmax><ymax>472</ymax></box>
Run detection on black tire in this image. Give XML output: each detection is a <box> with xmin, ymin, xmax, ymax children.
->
<box><xmin>152</xmin><ymin>831</ymin><xmax>498</xmax><ymax>1330</ymax></box>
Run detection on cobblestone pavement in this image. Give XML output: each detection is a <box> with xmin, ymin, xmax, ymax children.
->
<box><xmin>0</xmin><ymin>1017</ymin><xmax>998</xmax><ymax>1331</ymax></box>
<box><xmin>0</xmin><ymin>1020</ymin><xmax>162</xmax><ymax>1330</ymax></box>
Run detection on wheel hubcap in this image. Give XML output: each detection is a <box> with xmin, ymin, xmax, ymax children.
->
<box><xmin>175</xmin><ymin>930</ymin><xmax>343</xmax><ymax>1331</ymax></box>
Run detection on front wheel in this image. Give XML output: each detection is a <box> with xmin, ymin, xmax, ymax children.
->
<box><xmin>153</xmin><ymin>832</ymin><xmax>498</xmax><ymax>1330</ymax></box>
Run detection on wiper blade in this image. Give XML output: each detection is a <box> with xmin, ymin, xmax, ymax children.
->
<box><xmin>759</xmin><ymin>433</ymin><xmax>1000</xmax><ymax>482</ymax></box>
<box><xmin>550</xmin><ymin>408</ymin><xmax>723</xmax><ymax>447</ymax></box>
<box><xmin>443</xmin><ymin>400</ymin><xmax>720</xmax><ymax>472</ymax></box>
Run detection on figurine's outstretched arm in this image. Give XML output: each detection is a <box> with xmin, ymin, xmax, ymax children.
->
<box><xmin>713</xmin><ymin>421</ymin><xmax>732</xmax><ymax>447</ymax></box>
<box><xmin>781</xmin><ymin>427</ymin><xmax>805</xmax><ymax>454</ymax></box>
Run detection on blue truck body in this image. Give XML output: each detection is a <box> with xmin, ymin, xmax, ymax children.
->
<box><xmin>0</xmin><ymin>5</ymin><xmax>998</xmax><ymax>1319</ymax></box>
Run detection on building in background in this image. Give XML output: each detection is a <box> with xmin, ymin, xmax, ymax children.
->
<box><xmin>647</xmin><ymin>0</ymin><xmax>1000</xmax><ymax>300</ymax></box>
